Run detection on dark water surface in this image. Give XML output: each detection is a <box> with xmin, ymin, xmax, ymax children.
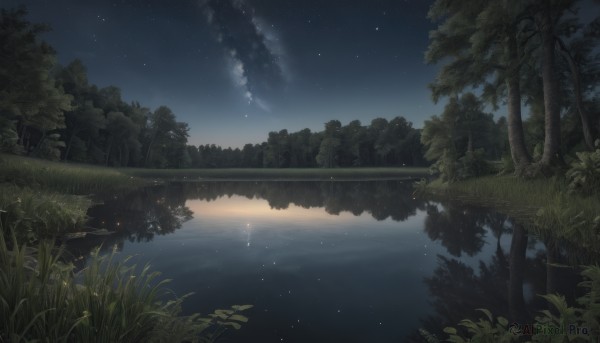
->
<box><xmin>67</xmin><ymin>181</ymin><xmax>580</xmax><ymax>342</ymax></box>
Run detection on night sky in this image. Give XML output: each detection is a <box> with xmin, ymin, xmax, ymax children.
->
<box><xmin>4</xmin><ymin>0</ymin><xmax>444</xmax><ymax>148</ymax></box>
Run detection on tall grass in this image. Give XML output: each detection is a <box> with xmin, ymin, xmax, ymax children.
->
<box><xmin>0</xmin><ymin>233</ymin><xmax>253</xmax><ymax>342</ymax></box>
<box><xmin>0</xmin><ymin>184</ymin><xmax>91</xmax><ymax>242</ymax></box>
<box><xmin>0</xmin><ymin>153</ymin><xmax>147</xmax><ymax>195</ymax></box>
<box><xmin>120</xmin><ymin>166</ymin><xmax>429</xmax><ymax>181</ymax></box>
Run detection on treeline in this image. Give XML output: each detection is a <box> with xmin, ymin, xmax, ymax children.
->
<box><xmin>0</xmin><ymin>8</ymin><xmax>190</xmax><ymax>168</ymax></box>
<box><xmin>188</xmin><ymin>117</ymin><xmax>430</xmax><ymax>168</ymax></box>
<box><xmin>422</xmin><ymin>0</ymin><xmax>599</xmax><ymax>180</ymax></box>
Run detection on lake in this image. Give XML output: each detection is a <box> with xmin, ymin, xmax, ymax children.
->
<box><xmin>66</xmin><ymin>180</ymin><xmax>580</xmax><ymax>342</ymax></box>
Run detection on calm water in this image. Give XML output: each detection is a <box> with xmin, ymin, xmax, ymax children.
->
<box><xmin>67</xmin><ymin>181</ymin><xmax>580</xmax><ymax>342</ymax></box>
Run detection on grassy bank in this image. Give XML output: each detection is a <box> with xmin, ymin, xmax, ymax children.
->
<box><xmin>0</xmin><ymin>154</ymin><xmax>148</xmax><ymax>241</ymax></box>
<box><xmin>0</xmin><ymin>154</ymin><xmax>147</xmax><ymax>195</ymax></box>
<box><xmin>120</xmin><ymin>166</ymin><xmax>429</xmax><ymax>181</ymax></box>
<box><xmin>424</xmin><ymin>175</ymin><xmax>600</xmax><ymax>254</ymax></box>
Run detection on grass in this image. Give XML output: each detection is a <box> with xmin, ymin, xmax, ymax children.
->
<box><xmin>0</xmin><ymin>153</ymin><xmax>147</xmax><ymax>195</ymax></box>
<box><xmin>0</xmin><ymin>234</ymin><xmax>253</xmax><ymax>342</ymax></box>
<box><xmin>0</xmin><ymin>234</ymin><xmax>205</xmax><ymax>342</ymax></box>
<box><xmin>0</xmin><ymin>153</ymin><xmax>148</xmax><ymax>240</ymax></box>
<box><xmin>119</xmin><ymin>166</ymin><xmax>430</xmax><ymax>181</ymax></box>
<box><xmin>424</xmin><ymin>175</ymin><xmax>600</xmax><ymax>256</ymax></box>
<box><xmin>0</xmin><ymin>184</ymin><xmax>91</xmax><ymax>242</ymax></box>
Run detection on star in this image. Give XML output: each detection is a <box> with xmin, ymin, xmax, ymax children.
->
<box><xmin>375</xmin><ymin>26</ymin><xmax>380</xmax><ymax>31</ymax></box>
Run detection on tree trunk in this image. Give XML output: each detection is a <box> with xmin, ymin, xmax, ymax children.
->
<box><xmin>508</xmin><ymin>223</ymin><xmax>528</xmax><ymax>322</ymax></box>
<box><xmin>557</xmin><ymin>39</ymin><xmax>594</xmax><ymax>150</ymax></box>
<box><xmin>105</xmin><ymin>139</ymin><xmax>113</xmax><ymax>166</ymax></box>
<box><xmin>506</xmin><ymin>73</ymin><xmax>531</xmax><ymax>171</ymax></box>
<box><xmin>64</xmin><ymin>131</ymin><xmax>78</xmax><ymax>162</ymax></box>
<box><xmin>539</xmin><ymin>5</ymin><xmax>563</xmax><ymax>166</ymax></box>
<box><xmin>467</xmin><ymin>130</ymin><xmax>473</xmax><ymax>153</ymax></box>
<box><xmin>144</xmin><ymin>132</ymin><xmax>157</xmax><ymax>167</ymax></box>
<box><xmin>505</xmin><ymin>27</ymin><xmax>531</xmax><ymax>173</ymax></box>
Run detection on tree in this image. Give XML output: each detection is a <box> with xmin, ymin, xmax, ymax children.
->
<box><xmin>427</xmin><ymin>0</ymin><xmax>532</xmax><ymax>172</ymax></box>
<box><xmin>534</xmin><ymin>0</ymin><xmax>572</xmax><ymax>167</ymax></box>
<box><xmin>316</xmin><ymin>120</ymin><xmax>342</xmax><ymax>168</ymax></box>
<box><xmin>104</xmin><ymin>111</ymin><xmax>139</xmax><ymax>166</ymax></box>
<box><xmin>0</xmin><ymin>7</ymin><xmax>72</xmax><ymax>156</ymax></box>
<box><xmin>143</xmin><ymin>106</ymin><xmax>178</xmax><ymax>167</ymax></box>
<box><xmin>555</xmin><ymin>15</ymin><xmax>600</xmax><ymax>151</ymax></box>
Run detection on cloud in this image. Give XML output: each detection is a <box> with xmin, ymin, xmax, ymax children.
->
<box><xmin>199</xmin><ymin>0</ymin><xmax>287</xmax><ymax>111</ymax></box>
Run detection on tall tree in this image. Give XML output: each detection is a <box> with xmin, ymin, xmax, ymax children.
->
<box><xmin>316</xmin><ymin>120</ymin><xmax>342</xmax><ymax>168</ymax></box>
<box><xmin>143</xmin><ymin>106</ymin><xmax>178</xmax><ymax>167</ymax></box>
<box><xmin>427</xmin><ymin>0</ymin><xmax>532</xmax><ymax>172</ymax></box>
<box><xmin>0</xmin><ymin>7</ymin><xmax>72</xmax><ymax>156</ymax></box>
<box><xmin>534</xmin><ymin>0</ymin><xmax>571</xmax><ymax>167</ymax></box>
<box><xmin>555</xmin><ymin>15</ymin><xmax>600</xmax><ymax>150</ymax></box>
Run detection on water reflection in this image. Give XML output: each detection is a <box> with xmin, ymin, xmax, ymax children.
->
<box><xmin>64</xmin><ymin>181</ymin><xmax>585</xmax><ymax>342</ymax></box>
<box><xmin>183</xmin><ymin>180</ymin><xmax>426</xmax><ymax>221</ymax></box>
<box><xmin>413</xmin><ymin>201</ymin><xmax>583</xmax><ymax>342</ymax></box>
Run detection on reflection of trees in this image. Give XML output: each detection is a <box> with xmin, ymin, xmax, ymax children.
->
<box><xmin>64</xmin><ymin>184</ymin><xmax>193</xmax><ymax>264</ymax></box>
<box><xmin>410</xmin><ymin>208</ymin><xmax>586</xmax><ymax>342</ymax></box>
<box><xmin>182</xmin><ymin>181</ymin><xmax>426</xmax><ymax>222</ymax></box>
<box><xmin>86</xmin><ymin>183</ymin><xmax>192</xmax><ymax>242</ymax></box>
<box><xmin>424</xmin><ymin>203</ymin><xmax>487</xmax><ymax>257</ymax></box>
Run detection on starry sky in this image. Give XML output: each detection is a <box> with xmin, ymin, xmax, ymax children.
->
<box><xmin>5</xmin><ymin>0</ymin><xmax>444</xmax><ymax>148</ymax></box>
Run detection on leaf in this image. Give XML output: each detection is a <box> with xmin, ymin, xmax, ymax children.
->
<box><xmin>215</xmin><ymin>309</ymin><xmax>234</xmax><ymax>317</ymax></box>
<box><xmin>228</xmin><ymin>314</ymin><xmax>248</xmax><ymax>323</ymax></box>
<box><xmin>231</xmin><ymin>304</ymin><xmax>253</xmax><ymax>311</ymax></box>
<box><xmin>497</xmin><ymin>316</ymin><xmax>508</xmax><ymax>327</ymax></box>
<box><xmin>218</xmin><ymin>321</ymin><xmax>242</xmax><ymax>330</ymax></box>
<box><xmin>476</xmin><ymin>308</ymin><xmax>493</xmax><ymax>322</ymax></box>
<box><xmin>443</xmin><ymin>327</ymin><xmax>458</xmax><ymax>334</ymax></box>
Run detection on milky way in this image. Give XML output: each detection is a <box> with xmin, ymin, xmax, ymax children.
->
<box><xmin>200</xmin><ymin>0</ymin><xmax>286</xmax><ymax>112</ymax></box>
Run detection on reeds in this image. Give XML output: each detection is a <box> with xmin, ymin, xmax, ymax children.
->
<box><xmin>0</xmin><ymin>234</ymin><xmax>211</xmax><ymax>342</ymax></box>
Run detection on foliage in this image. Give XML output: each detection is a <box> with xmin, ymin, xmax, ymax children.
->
<box><xmin>0</xmin><ymin>7</ymin><xmax>72</xmax><ymax>156</ymax></box>
<box><xmin>0</xmin><ymin>235</ymin><xmax>252</xmax><ymax>342</ymax></box>
<box><xmin>457</xmin><ymin>149</ymin><xmax>491</xmax><ymax>180</ymax></box>
<box><xmin>0</xmin><ymin>184</ymin><xmax>90</xmax><ymax>242</ymax></box>
<box><xmin>425</xmin><ymin>265</ymin><xmax>600</xmax><ymax>342</ymax></box>
<box><xmin>566</xmin><ymin>141</ymin><xmax>600</xmax><ymax>197</ymax></box>
<box><xmin>430</xmin><ymin>149</ymin><xmax>459</xmax><ymax>183</ymax></box>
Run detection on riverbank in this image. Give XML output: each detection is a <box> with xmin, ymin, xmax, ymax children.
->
<box><xmin>423</xmin><ymin>175</ymin><xmax>600</xmax><ymax>257</ymax></box>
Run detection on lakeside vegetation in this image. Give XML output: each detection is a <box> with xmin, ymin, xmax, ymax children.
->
<box><xmin>0</xmin><ymin>234</ymin><xmax>253</xmax><ymax>342</ymax></box>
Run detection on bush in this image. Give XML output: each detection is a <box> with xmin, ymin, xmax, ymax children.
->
<box><xmin>430</xmin><ymin>149</ymin><xmax>459</xmax><ymax>183</ymax></box>
<box><xmin>566</xmin><ymin>140</ymin><xmax>600</xmax><ymax>197</ymax></box>
<box><xmin>457</xmin><ymin>149</ymin><xmax>491</xmax><ymax>180</ymax></box>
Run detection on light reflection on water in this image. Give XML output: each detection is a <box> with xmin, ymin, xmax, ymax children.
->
<box><xmin>68</xmin><ymin>181</ymin><xmax>574</xmax><ymax>343</ymax></box>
